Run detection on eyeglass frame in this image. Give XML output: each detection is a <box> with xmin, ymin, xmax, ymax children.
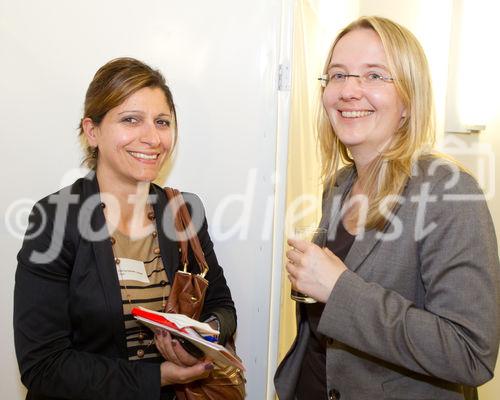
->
<box><xmin>318</xmin><ymin>72</ymin><xmax>394</xmax><ymax>88</ymax></box>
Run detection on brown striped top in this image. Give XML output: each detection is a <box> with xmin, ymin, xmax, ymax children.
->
<box><xmin>112</xmin><ymin>228</ymin><xmax>171</xmax><ymax>362</ymax></box>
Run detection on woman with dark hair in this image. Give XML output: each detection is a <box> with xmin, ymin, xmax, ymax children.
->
<box><xmin>14</xmin><ymin>57</ymin><xmax>237</xmax><ymax>400</ymax></box>
<box><xmin>275</xmin><ymin>16</ymin><xmax>500</xmax><ymax>400</ymax></box>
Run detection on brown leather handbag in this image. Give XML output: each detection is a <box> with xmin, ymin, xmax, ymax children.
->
<box><xmin>163</xmin><ymin>188</ymin><xmax>246</xmax><ymax>400</ymax></box>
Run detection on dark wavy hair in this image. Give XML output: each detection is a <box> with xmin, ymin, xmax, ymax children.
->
<box><xmin>78</xmin><ymin>57</ymin><xmax>177</xmax><ymax>169</ymax></box>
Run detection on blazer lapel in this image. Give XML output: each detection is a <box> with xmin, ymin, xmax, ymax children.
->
<box><xmin>320</xmin><ymin>168</ymin><xmax>383</xmax><ymax>273</ymax></box>
<box><xmin>92</xmin><ymin>237</ymin><xmax>129</xmax><ymax>358</ymax></box>
<box><xmin>319</xmin><ymin>168</ymin><xmax>355</xmax><ymax>241</ymax></box>
<box><xmin>344</xmin><ymin>229</ymin><xmax>381</xmax><ymax>272</ymax></box>
<box><xmin>152</xmin><ymin>185</ymin><xmax>179</xmax><ymax>285</ymax></box>
<box><xmin>81</xmin><ymin>174</ymin><xmax>128</xmax><ymax>359</ymax></box>
<box><xmin>344</xmin><ymin>195</ymin><xmax>405</xmax><ymax>274</ymax></box>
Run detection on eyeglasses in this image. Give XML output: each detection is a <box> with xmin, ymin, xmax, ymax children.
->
<box><xmin>318</xmin><ymin>72</ymin><xmax>394</xmax><ymax>88</ymax></box>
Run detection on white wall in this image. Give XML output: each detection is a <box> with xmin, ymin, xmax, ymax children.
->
<box><xmin>0</xmin><ymin>1</ymin><xmax>291</xmax><ymax>398</ymax></box>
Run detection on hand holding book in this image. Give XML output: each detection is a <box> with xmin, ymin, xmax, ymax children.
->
<box><xmin>131</xmin><ymin>306</ymin><xmax>245</xmax><ymax>371</ymax></box>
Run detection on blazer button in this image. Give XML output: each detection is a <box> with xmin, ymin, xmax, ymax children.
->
<box><xmin>328</xmin><ymin>388</ymin><xmax>340</xmax><ymax>400</ymax></box>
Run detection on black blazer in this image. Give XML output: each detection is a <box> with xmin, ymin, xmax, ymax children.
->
<box><xmin>14</xmin><ymin>173</ymin><xmax>236</xmax><ymax>400</ymax></box>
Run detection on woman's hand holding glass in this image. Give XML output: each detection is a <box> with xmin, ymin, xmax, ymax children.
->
<box><xmin>286</xmin><ymin>238</ymin><xmax>348</xmax><ymax>304</ymax></box>
<box><xmin>156</xmin><ymin>330</ymin><xmax>213</xmax><ymax>386</ymax></box>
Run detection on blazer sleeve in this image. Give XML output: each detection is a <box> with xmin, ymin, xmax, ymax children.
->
<box><xmin>318</xmin><ymin>169</ymin><xmax>500</xmax><ymax>386</ymax></box>
<box><xmin>182</xmin><ymin>192</ymin><xmax>237</xmax><ymax>345</ymax></box>
<box><xmin>14</xmin><ymin>199</ymin><xmax>161</xmax><ymax>400</ymax></box>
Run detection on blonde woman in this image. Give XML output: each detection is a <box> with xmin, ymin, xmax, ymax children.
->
<box><xmin>275</xmin><ymin>16</ymin><xmax>500</xmax><ymax>400</ymax></box>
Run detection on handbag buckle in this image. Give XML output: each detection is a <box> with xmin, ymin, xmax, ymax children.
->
<box><xmin>183</xmin><ymin>261</ymin><xmax>209</xmax><ymax>279</ymax></box>
<box><xmin>200</xmin><ymin>262</ymin><xmax>208</xmax><ymax>278</ymax></box>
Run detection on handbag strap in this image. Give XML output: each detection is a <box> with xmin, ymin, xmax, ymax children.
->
<box><xmin>164</xmin><ymin>187</ymin><xmax>209</xmax><ymax>277</ymax></box>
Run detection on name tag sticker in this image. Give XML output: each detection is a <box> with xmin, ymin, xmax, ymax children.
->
<box><xmin>116</xmin><ymin>258</ymin><xmax>150</xmax><ymax>283</ymax></box>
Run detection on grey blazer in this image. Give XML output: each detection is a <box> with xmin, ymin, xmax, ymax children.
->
<box><xmin>275</xmin><ymin>157</ymin><xmax>500</xmax><ymax>400</ymax></box>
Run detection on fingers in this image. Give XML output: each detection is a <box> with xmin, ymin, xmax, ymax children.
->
<box><xmin>287</xmin><ymin>270</ymin><xmax>298</xmax><ymax>289</ymax></box>
<box><xmin>286</xmin><ymin>244</ymin><xmax>314</xmax><ymax>291</ymax></box>
<box><xmin>160</xmin><ymin>360</ymin><xmax>214</xmax><ymax>386</ymax></box>
<box><xmin>171</xmin><ymin>339</ymin><xmax>201</xmax><ymax>366</ymax></box>
<box><xmin>287</xmin><ymin>238</ymin><xmax>310</xmax><ymax>252</ymax></box>
<box><xmin>155</xmin><ymin>331</ymin><xmax>204</xmax><ymax>367</ymax></box>
<box><xmin>286</xmin><ymin>247</ymin><xmax>302</xmax><ymax>265</ymax></box>
<box><xmin>286</xmin><ymin>245</ymin><xmax>338</xmax><ymax>293</ymax></box>
<box><xmin>184</xmin><ymin>362</ymin><xmax>213</xmax><ymax>382</ymax></box>
<box><xmin>285</xmin><ymin>259</ymin><xmax>299</xmax><ymax>277</ymax></box>
<box><xmin>286</xmin><ymin>260</ymin><xmax>303</xmax><ymax>292</ymax></box>
<box><xmin>286</xmin><ymin>242</ymin><xmax>316</xmax><ymax>266</ymax></box>
<box><xmin>155</xmin><ymin>331</ymin><xmax>182</xmax><ymax>365</ymax></box>
<box><xmin>286</xmin><ymin>261</ymin><xmax>295</xmax><ymax>276</ymax></box>
<box><xmin>287</xmin><ymin>238</ymin><xmax>324</xmax><ymax>257</ymax></box>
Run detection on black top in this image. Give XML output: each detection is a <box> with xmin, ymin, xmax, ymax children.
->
<box><xmin>296</xmin><ymin>221</ymin><xmax>355</xmax><ymax>400</ymax></box>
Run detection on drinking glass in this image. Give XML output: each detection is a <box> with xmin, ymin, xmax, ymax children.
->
<box><xmin>290</xmin><ymin>226</ymin><xmax>327</xmax><ymax>303</ymax></box>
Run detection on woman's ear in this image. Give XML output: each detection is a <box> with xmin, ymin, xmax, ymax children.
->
<box><xmin>82</xmin><ymin>117</ymin><xmax>99</xmax><ymax>147</ymax></box>
<box><xmin>399</xmin><ymin>107</ymin><xmax>408</xmax><ymax>128</ymax></box>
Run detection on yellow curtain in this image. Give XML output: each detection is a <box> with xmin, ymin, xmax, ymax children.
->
<box><xmin>276</xmin><ymin>0</ymin><xmax>361</xmax><ymax>372</ymax></box>
<box><xmin>277</xmin><ymin>0</ymin><xmax>325</xmax><ymax>363</ymax></box>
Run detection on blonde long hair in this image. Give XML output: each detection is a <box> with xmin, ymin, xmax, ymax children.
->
<box><xmin>318</xmin><ymin>16</ymin><xmax>435</xmax><ymax>230</ymax></box>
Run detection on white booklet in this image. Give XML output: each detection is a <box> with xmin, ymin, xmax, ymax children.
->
<box><xmin>131</xmin><ymin>306</ymin><xmax>245</xmax><ymax>371</ymax></box>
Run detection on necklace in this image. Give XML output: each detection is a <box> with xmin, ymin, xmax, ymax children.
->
<box><xmin>106</xmin><ymin>204</ymin><xmax>170</xmax><ymax>359</ymax></box>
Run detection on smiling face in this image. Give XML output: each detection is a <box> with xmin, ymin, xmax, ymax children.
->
<box><xmin>83</xmin><ymin>86</ymin><xmax>173</xmax><ymax>188</ymax></box>
<box><xmin>322</xmin><ymin>28</ymin><xmax>407</xmax><ymax>164</ymax></box>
